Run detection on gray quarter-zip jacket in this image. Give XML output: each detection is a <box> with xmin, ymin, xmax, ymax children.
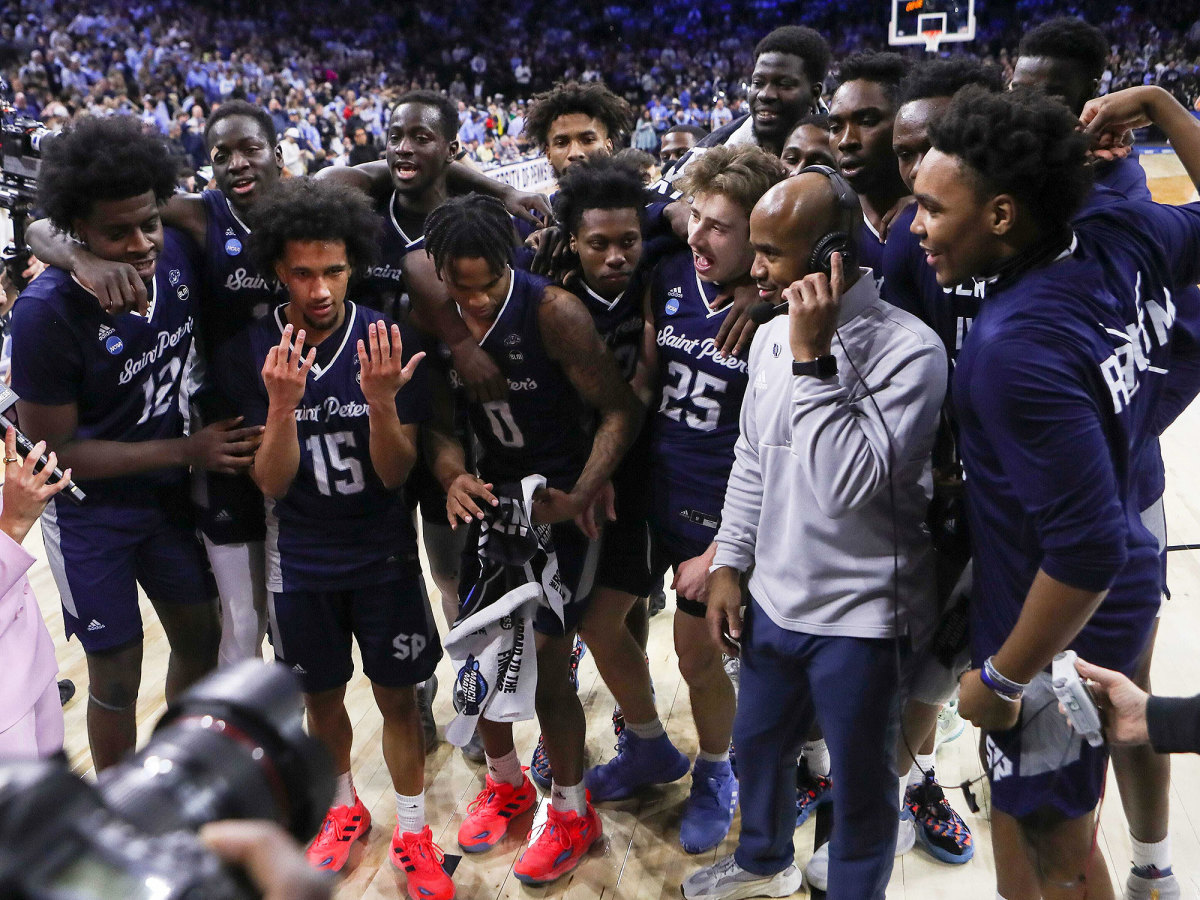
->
<box><xmin>713</xmin><ymin>270</ymin><xmax>947</xmax><ymax>641</ymax></box>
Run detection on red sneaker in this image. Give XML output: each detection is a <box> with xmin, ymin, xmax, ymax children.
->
<box><xmin>305</xmin><ymin>797</ymin><xmax>371</xmax><ymax>872</ymax></box>
<box><xmin>457</xmin><ymin>772</ymin><xmax>538</xmax><ymax>853</ymax></box>
<box><xmin>512</xmin><ymin>801</ymin><xmax>602</xmax><ymax>885</ymax></box>
<box><xmin>391</xmin><ymin>825</ymin><xmax>455</xmax><ymax>900</ymax></box>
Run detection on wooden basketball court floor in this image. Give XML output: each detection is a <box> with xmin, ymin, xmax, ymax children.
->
<box><xmin>27</xmin><ymin>151</ymin><xmax>1200</xmax><ymax>898</ymax></box>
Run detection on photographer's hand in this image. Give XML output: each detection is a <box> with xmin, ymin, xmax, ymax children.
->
<box><xmin>201</xmin><ymin>820</ymin><xmax>333</xmax><ymax>900</ymax></box>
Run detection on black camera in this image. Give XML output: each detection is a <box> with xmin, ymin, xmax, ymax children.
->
<box><xmin>0</xmin><ymin>77</ymin><xmax>53</xmax><ymax>289</ymax></box>
<box><xmin>0</xmin><ymin>662</ymin><xmax>333</xmax><ymax>899</ymax></box>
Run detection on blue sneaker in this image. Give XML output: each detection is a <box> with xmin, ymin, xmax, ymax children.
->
<box><xmin>584</xmin><ymin>731</ymin><xmax>690</xmax><ymax>802</ymax></box>
<box><xmin>569</xmin><ymin>636</ymin><xmax>586</xmax><ymax>690</ymax></box>
<box><xmin>794</xmin><ymin>757</ymin><xmax>832</xmax><ymax>827</ymax></box>
<box><xmin>679</xmin><ymin>758</ymin><xmax>738</xmax><ymax>854</ymax></box>
<box><xmin>529</xmin><ymin>736</ymin><xmax>552</xmax><ymax>790</ymax></box>
<box><xmin>906</xmin><ymin>775</ymin><xmax>973</xmax><ymax>864</ymax></box>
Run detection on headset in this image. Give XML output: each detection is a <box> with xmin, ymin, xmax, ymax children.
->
<box><xmin>798</xmin><ymin>164</ymin><xmax>860</xmax><ymax>278</ymax></box>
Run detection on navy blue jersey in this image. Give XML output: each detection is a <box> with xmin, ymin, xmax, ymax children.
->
<box><xmin>562</xmin><ymin>269</ymin><xmax>647</xmax><ymax>381</ymax></box>
<box><xmin>357</xmin><ymin>191</ymin><xmax>425</xmax><ymax>317</ymax></box>
<box><xmin>10</xmin><ymin>229</ymin><xmax>201</xmax><ymax>501</ymax></box>
<box><xmin>953</xmin><ymin>245</ymin><xmax>1163</xmax><ymax>670</ymax></box>
<box><xmin>216</xmin><ymin>301</ymin><xmax>430</xmax><ymax>592</ymax></box>
<box><xmin>1095</xmin><ymin>149</ymin><xmax>1153</xmax><ymax>202</ymax></box>
<box><xmin>450</xmin><ymin>268</ymin><xmax>591</xmax><ymax>491</ymax></box>
<box><xmin>1072</xmin><ymin>200</ymin><xmax>1200</xmax><ymax>509</ymax></box>
<box><xmin>647</xmin><ymin>250</ymin><xmax>748</xmax><ymax>550</ymax></box>
<box><xmin>200</xmin><ymin>190</ymin><xmax>284</xmax><ymax>359</ymax></box>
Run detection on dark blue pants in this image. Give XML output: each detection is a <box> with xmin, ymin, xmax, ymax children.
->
<box><xmin>733</xmin><ymin>598</ymin><xmax>901</xmax><ymax>900</ymax></box>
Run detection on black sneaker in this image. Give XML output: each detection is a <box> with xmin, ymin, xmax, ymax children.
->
<box><xmin>58</xmin><ymin>679</ymin><xmax>76</xmax><ymax>706</ymax></box>
<box><xmin>906</xmin><ymin>774</ymin><xmax>974</xmax><ymax>864</ymax></box>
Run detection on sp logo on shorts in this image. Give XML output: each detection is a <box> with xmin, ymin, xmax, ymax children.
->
<box><xmin>392</xmin><ymin>632</ymin><xmax>428</xmax><ymax>661</ymax></box>
<box><xmin>454</xmin><ymin>655</ymin><xmax>489</xmax><ymax>716</ymax></box>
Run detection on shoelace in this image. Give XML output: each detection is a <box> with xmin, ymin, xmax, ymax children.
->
<box><xmin>529</xmin><ymin>811</ymin><xmax>574</xmax><ymax>855</ymax></box>
<box><xmin>409</xmin><ymin>830</ymin><xmax>445</xmax><ymax>866</ymax></box>
<box><xmin>467</xmin><ymin>784</ymin><xmax>499</xmax><ymax>813</ymax></box>
<box><xmin>315</xmin><ymin>812</ymin><xmax>347</xmax><ymax>846</ymax></box>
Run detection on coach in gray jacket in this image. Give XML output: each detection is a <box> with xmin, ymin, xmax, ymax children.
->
<box><xmin>682</xmin><ymin>172</ymin><xmax>946</xmax><ymax>900</ymax></box>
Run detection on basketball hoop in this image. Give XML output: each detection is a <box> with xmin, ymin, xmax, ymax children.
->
<box><xmin>922</xmin><ymin>29</ymin><xmax>943</xmax><ymax>52</ymax></box>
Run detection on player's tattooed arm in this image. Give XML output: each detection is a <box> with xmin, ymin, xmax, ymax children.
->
<box><xmin>25</xmin><ymin>194</ymin><xmax>208</xmax><ymax>316</ymax></box>
<box><xmin>537</xmin><ymin>286</ymin><xmax>642</xmax><ymax>534</ymax></box>
<box><xmin>254</xmin><ymin>324</ymin><xmax>315</xmax><ymax>498</ymax></box>
<box><xmin>358</xmin><ymin>321</ymin><xmax>425</xmax><ymax>490</ymax></box>
<box><xmin>423</xmin><ymin>371</ymin><xmax>497</xmax><ymax>528</ymax></box>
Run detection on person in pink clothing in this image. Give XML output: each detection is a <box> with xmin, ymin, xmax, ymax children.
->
<box><xmin>0</xmin><ymin>424</ymin><xmax>74</xmax><ymax>758</ymax></box>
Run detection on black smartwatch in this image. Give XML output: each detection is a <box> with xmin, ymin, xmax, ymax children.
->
<box><xmin>792</xmin><ymin>354</ymin><xmax>838</xmax><ymax>378</ymax></box>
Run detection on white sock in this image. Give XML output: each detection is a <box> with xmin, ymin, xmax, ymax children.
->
<box><xmin>332</xmin><ymin>771</ymin><xmax>355</xmax><ymax>807</ymax></box>
<box><xmin>909</xmin><ymin>753</ymin><xmax>936</xmax><ymax>786</ymax></box>
<box><xmin>697</xmin><ymin>749</ymin><xmax>730</xmax><ymax>764</ymax></box>
<box><xmin>395</xmin><ymin>791</ymin><xmax>425</xmax><ymax>835</ymax></box>
<box><xmin>804</xmin><ymin>739</ymin><xmax>831</xmax><ymax>778</ymax></box>
<box><xmin>485</xmin><ymin>748</ymin><xmax>524</xmax><ymax>787</ymax></box>
<box><xmin>898</xmin><ymin>777</ymin><xmax>908</xmax><ymax>811</ymax></box>
<box><xmin>551</xmin><ymin>779</ymin><xmax>588</xmax><ymax>817</ymax></box>
<box><xmin>627</xmin><ymin>717</ymin><xmax>666</xmax><ymax>740</ymax></box>
<box><xmin>1131</xmin><ymin>835</ymin><xmax>1171</xmax><ymax>871</ymax></box>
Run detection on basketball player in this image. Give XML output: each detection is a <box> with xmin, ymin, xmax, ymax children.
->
<box><xmin>1012</xmin><ymin>17</ymin><xmax>1153</xmax><ymax>201</ymax></box>
<box><xmin>27</xmin><ymin>100</ymin><xmax>286</xmax><ymax>667</ymax></box>
<box><xmin>11</xmin><ymin>116</ymin><xmax>257</xmax><ymax>770</ymax></box>
<box><xmin>780</xmin><ymin>113</ymin><xmax>837</xmax><ymax>175</ymax></box>
<box><xmin>827</xmin><ymin>52</ymin><xmax>912</xmax><ymax>278</ymax></box>
<box><xmin>586</xmin><ymin>146</ymin><xmax>787</xmax><ymax>853</ymax></box>
<box><xmin>423</xmin><ymin>194</ymin><xmax>640</xmax><ymax>885</ymax></box>
<box><xmin>660</xmin><ymin>124</ymin><xmax>708</xmax><ymax>170</ymax></box>
<box><xmin>912</xmin><ymin>85</ymin><xmax>1198</xmax><ymax>900</ymax></box>
<box><xmin>216</xmin><ymin>177</ymin><xmax>453</xmax><ymax>900</ymax></box>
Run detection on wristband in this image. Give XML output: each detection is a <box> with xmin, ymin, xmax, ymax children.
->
<box><xmin>981</xmin><ymin>657</ymin><xmax>1027</xmax><ymax>700</ymax></box>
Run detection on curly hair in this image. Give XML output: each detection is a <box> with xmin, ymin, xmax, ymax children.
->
<box><xmin>753</xmin><ymin>26</ymin><xmax>832</xmax><ymax>86</ymax></box>
<box><xmin>928</xmin><ymin>86</ymin><xmax>1093</xmax><ymax>232</ymax></box>
<box><xmin>247</xmin><ymin>176</ymin><xmax>379</xmax><ymax>277</ymax></box>
<box><xmin>524</xmin><ymin>81</ymin><xmax>633</xmax><ymax>149</ymax></box>
<box><xmin>38</xmin><ymin>114</ymin><xmax>178</xmax><ymax>234</ymax></box>
<box><xmin>900</xmin><ymin>59</ymin><xmax>1004</xmax><ymax>104</ymax></box>
<box><xmin>423</xmin><ymin>193</ymin><xmax>516</xmax><ymax>279</ymax></box>
<box><xmin>553</xmin><ymin>157</ymin><xmax>648</xmax><ymax>235</ymax></box>
<box><xmin>389</xmin><ymin>90</ymin><xmax>460</xmax><ymax>142</ymax></box>
<box><xmin>204</xmin><ymin>99</ymin><xmax>276</xmax><ymax>149</ymax></box>
<box><xmin>1019</xmin><ymin>17</ymin><xmax>1109</xmax><ymax>82</ymax></box>
<box><xmin>836</xmin><ymin>51</ymin><xmax>911</xmax><ymax>105</ymax></box>
<box><xmin>675</xmin><ymin>144</ymin><xmax>788</xmax><ymax>217</ymax></box>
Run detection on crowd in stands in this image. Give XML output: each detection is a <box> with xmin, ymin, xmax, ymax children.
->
<box><xmin>2</xmin><ymin>0</ymin><xmax>1199</xmax><ymax>179</ymax></box>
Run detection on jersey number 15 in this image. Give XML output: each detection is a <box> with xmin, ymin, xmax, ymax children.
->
<box><xmin>305</xmin><ymin>430</ymin><xmax>366</xmax><ymax>495</ymax></box>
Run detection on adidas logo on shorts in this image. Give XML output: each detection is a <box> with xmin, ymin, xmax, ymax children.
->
<box><xmin>87</xmin><ymin>619</ymin><xmax>105</xmax><ymax>631</ymax></box>
<box><xmin>292</xmin><ymin>664</ymin><xmax>307</xmax><ymax>674</ymax></box>
<box><xmin>213</xmin><ymin>509</ymin><xmax>233</xmax><ymax>522</ymax></box>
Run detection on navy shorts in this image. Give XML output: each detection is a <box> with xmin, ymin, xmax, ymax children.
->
<box><xmin>649</xmin><ymin>527</ymin><xmax>710</xmax><ymax>618</ymax></box>
<box><xmin>193</xmin><ymin>470</ymin><xmax>266</xmax><ymax>544</ymax></box>
<box><xmin>458</xmin><ymin>518</ymin><xmax>599</xmax><ymax>637</ymax></box>
<box><xmin>984</xmin><ymin>672</ymin><xmax>1109</xmax><ymax>822</ymax></box>
<box><xmin>40</xmin><ymin>488</ymin><xmax>214</xmax><ymax>653</ymax></box>
<box><xmin>267</xmin><ymin>571</ymin><xmax>442</xmax><ymax>695</ymax></box>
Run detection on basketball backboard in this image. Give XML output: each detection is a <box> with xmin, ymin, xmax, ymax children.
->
<box><xmin>889</xmin><ymin>0</ymin><xmax>976</xmax><ymax>52</ymax></box>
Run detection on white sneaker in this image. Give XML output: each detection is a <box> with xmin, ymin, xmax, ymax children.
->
<box><xmin>682</xmin><ymin>854</ymin><xmax>803</xmax><ymax>900</ymax></box>
<box><xmin>804</xmin><ymin>843</ymin><xmax>828</xmax><ymax>892</ymax></box>
<box><xmin>1127</xmin><ymin>868</ymin><xmax>1181</xmax><ymax>900</ymax></box>
<box><xmin>896</xmin><ymin>814</ymin><xmax>916</xmax><ymax>855</ymax></box>
<box><xmin>805</xmin><ymin>821</ymin><xmax>913</xmax><ymax>893</ymax></box>
<box><xmin>936</xmin><ymin>699</ymin><xmax>966</xmax><ymax>747</ymax></box>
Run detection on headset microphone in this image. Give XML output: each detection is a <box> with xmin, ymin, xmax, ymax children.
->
<box><xmin>748</xmin><ymin>300</ymin><xmax>787</xmax><ymax>325</ymax></box>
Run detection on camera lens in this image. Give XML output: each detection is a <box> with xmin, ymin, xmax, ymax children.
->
<box><xmin>96</xmin><ymin>662</ymin><xmax>332</xmax><ymax>842</ymax></box>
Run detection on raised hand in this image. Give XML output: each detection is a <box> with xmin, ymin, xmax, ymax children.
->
<box><xmin>262</xmin><ymin>324</ymin><xmax>316</xmax><ymax>412</ymax></box>
<box><xmin>357</xmin><ymin>321</ymin><xmax>425</xmax><ymax>407</ymax></box>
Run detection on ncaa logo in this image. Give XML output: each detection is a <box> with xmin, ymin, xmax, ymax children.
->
<box><xmin>225</xmin><ymin>238</ymin><xmax>242</xmax><ymax>256</ymax></box>
<box><xmin>104</xmin><ymin>335</ymin><xmax>124</xmax><ymax>355</ymax></box>
<box><xmin>665</xmin><ymin>297</ymin><xmax>680</xmax><ymax>316</ymax></box>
